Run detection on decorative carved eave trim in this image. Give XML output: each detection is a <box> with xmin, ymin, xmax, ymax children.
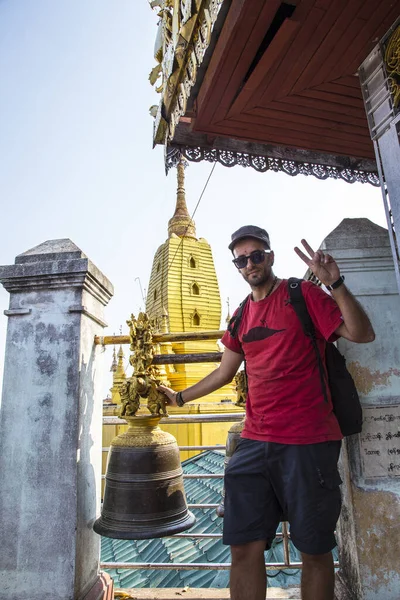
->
<box><xmin>167</xmin><ymin>145</ymin><xmax>380</xmax><ymax>186</ymax></box>
<box><xmin>165</xmin><ymin>130</ymin><xmax>380</xmax><ymax>186</ymax></box>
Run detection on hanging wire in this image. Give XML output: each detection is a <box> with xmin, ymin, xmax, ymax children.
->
<box><xmin>134</xmin><ymin>276</ymin><xmax>147</xmax><ymax>306</ymax></box>
<box><xmin>167</xmin><ymin>162</ymin><xmax>217</xmax><ymax>273</ymax></box>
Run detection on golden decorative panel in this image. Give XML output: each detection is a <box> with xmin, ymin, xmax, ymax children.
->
<box><xmin>149</xmin><ymin>0</ymin><xmax>224</xmax><ymax>145</ymax></box>
<box><xmin>385</xmin><ymin>25</ymin><xmax>400</xmax><ymax>110</ymax></box>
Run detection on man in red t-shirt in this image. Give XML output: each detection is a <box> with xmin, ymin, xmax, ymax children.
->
<box><xmin>159</xmin><ymin>225</ymin><xmax>375</xmax><ymax>600</ymax></box>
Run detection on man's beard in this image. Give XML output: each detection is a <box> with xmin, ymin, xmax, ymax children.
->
<box><xmin>242</xmin><ymin>269</ymin><xmax>271</xmax><ymax>288</ymax></box>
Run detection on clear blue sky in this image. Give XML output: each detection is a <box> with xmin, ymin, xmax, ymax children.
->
<box><xmin>0</xmin><ymin>0</ymin><xmax>387</xmax><ymax>393</ymax></box>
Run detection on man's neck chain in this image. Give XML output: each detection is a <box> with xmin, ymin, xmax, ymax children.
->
<box><xmin>263</xmin><ymin>275</ymin><xmax>278</xmax><ymax>299</ymax></box>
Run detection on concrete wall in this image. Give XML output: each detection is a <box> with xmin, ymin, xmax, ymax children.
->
<box><xmin>321</xmin><ymin>219</ymin><xmax>400</xmax><ymax>600</ymax></box>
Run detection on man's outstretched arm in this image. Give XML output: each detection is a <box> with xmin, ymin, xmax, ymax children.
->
<box><xmin>159</xmin><ymin>347</ymin><xmax>244</xmax><ymax>406</ymax></box>
<box><xmin>294</xmin><ymin>238</ymin><xmax>375</xmax><ymax>344</ymax></box>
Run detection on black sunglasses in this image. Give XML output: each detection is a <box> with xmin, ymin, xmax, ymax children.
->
<box><xmin>232</xmin><ymin>249</ymin><xmax>270</xmax><ymax>269</ymax></box>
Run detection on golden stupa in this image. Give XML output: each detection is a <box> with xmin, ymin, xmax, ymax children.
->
<box><xmin>144</xmin><ymin>159</ymin><xmax>240</xmax><ymax>458</ymax></box>
<box><xmin>101</xmin><ymin>160</ymin><xmax>242</xmax><ymax>472</ymax></box>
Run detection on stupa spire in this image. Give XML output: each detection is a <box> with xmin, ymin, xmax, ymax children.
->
<box><xmin>110</xmin><ymin>346</ymin><xmax>117</xmax><ymax>372</ymax></box>
<box><xmin>116</xmin><ymin>346</ymin><xmax>126</xmax><ymax>378</ymax></box>
<box><xmin>109</xmin><ymin>344</ymin><xmax>127</xmax><ymax>406</ymax></box>
<box><xmin>168</xmin><ymin>158</ymin><xmax>197</xmax><ymax>239</ymax></box>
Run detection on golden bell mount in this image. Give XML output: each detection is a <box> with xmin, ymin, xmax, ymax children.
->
<box><xmin>168</xmin><ymin>158</ymin><xmax>196</xmax><ymax>239</ymax></box>
<box><xmin>95</xmin><ymin>330</ymin><xmax>225</xmax><ymax>346</ymax></box>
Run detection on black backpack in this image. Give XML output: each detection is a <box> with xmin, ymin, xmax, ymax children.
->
<box><xmin>227</xmin><ymin>279</ymin><xmax>362</xmax><ymax>437</ymax></box>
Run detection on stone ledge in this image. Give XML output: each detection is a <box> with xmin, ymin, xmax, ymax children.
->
<box><xmin>0</xmin><ymin>260</ymin><xmax>113</xmax><ymax>306</ymax></box>
<box><xmin>0</xmin><ymin>238</ymin><xmax>114</xmax><ymax>304</ymax></box>
<box><xmin>114</xmin><ymin>588</ymin><xmax>301</xmax><ymax>600</ymax></box>
<box><xmin>82</xmin><ymin>572</ymin><xmax>114</xmax><ymax>600</ymax></box>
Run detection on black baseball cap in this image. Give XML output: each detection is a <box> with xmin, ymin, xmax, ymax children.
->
<box><xmin>228</xmin><ymin>225</ymin><xmax>271</xmax><ymax>252</ymax></box>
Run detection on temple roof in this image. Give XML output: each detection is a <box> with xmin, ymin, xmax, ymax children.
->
<box><xmin>150</xmin><ymin>0</ymin><xmax>400</xmax><ymax>185</ymax></box>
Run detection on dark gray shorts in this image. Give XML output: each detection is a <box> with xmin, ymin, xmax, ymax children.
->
<box><xmin>222</xmin><ymin>438</ymin><xmax>342</xmax><ymax>555</ymax></box>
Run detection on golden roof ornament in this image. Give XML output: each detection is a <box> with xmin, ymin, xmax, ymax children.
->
<box><xmin>109</xmin><ymin>342</ymin><xmax>127</xmax><ymax>407</ymax></box>
<box><xmin>110</xmin><ymin>346</ymin><xmax>117</xmax><ymax>372</ymax></box>
<box><xmin>168</xmin><ymin>158</ymin><xmax>197</xmax><ymax>239</ymax></box>
<box><xmin>115</xmin><ymin>346</ymin><xmax>126</xmax><ymax>378</ymax></box>
<box><xmin>385</xmin><ymin>25</ymin><xmax>400</xmax><ymax>109</ymax></box>
<box><xmin>234</xmin><ymin>370</ymin><xmax>248</xmax><ymax>408</ymax></box>
<box><xmin>160</xmin><ymin>305</ymin><xmax>170</xmax><ymax>333</ymax></box>
<box><xmin>225</xmin><ymin>298</ymin><xmax>231</xmax><ymax>325</ymax></box>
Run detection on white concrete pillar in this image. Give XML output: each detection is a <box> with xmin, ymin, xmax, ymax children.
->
<box><xmin>0</xmin><ymin>240</ymin><xmax>114</xmax><ymax>600</ymax></box>
<box><xmin>321</xmin><ymin>219</ymin><xmax>400</xmax><ymax>600</ymax></box>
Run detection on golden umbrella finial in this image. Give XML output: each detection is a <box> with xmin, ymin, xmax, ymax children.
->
<box><xmin>168</xmin><ymin>157</ymin><xmax>197</xmax><ymax>239</ymax></box>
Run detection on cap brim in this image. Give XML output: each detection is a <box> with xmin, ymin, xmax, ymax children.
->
<box><xmin>228</xmin><ymin>234</ymin><xmax>269</xmax><ymax>251</ymax></box>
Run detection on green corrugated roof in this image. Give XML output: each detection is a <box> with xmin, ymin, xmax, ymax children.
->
<box><xmin>101</xmin><ymin>450</ymin><xmax>337</xmax><ymax>589</ymax></box>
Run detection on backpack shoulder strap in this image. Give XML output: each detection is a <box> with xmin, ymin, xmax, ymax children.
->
<box><xmin>287</xmin><ymin>278</ymin><xmax>315</xmax><ymax>336</ymax></box>
<box><xmin>227</xmin><ymin>294</ymin><xmax>250</xmax><ymax>338</ymax></box>
<box><xmin>287</xmin><ymin>278</ymin><xmax>329</xmax><ymax>403</ymax></box>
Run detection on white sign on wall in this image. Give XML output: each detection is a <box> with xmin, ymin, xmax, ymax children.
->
<box><xmin>360</xmin><ymin>405</ymin><xmax>400</xmax><ymax>478</ymax></box>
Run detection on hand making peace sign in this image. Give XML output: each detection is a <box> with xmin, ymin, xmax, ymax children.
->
<box><xmin>294</xmin><ymin>239</ymin><xmax>341</xmax><ymax>288</ymax></box>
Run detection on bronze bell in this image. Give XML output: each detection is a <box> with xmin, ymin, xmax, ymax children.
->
<box><xmin>216</xmin><ymin>419</ymin><xmax>245</xmax><ymax>518</ymax></box>
<box><xmin>94</xmin><ymin>414</ymin><xmax>195</xmax><ymax>539</ymax></box>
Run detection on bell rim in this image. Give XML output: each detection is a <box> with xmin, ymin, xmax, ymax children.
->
<box><xmin>93</xmin><ymin>510</ymin><xmax>196</xmax><ymax>540</ymax></box>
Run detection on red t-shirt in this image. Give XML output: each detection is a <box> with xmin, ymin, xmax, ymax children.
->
<box><xmin>221</xmin><ymin>280</ymin><xmax>343</xmax><ymax>444</ymax></box>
